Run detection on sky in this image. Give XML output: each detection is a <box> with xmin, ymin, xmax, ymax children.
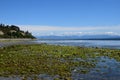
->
<box><xmin>0</xmin><ymin>0</ymin><xmax>120</xmax><ymax>36</ymax></box>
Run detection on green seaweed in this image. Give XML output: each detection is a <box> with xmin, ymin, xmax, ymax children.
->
<box><xmin>0</xmin><ymin>44</ymin><xmax>120</xmax><ymax>79</ymax></box>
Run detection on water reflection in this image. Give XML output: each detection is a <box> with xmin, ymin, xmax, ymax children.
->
<box><xmin>72</xmin><ymin>57</ymin><xmax>120</xmax><ymax>80</ymax></box>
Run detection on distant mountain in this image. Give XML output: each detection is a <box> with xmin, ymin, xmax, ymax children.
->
<box><xmin>37</xmin><ymin>35</ymin><xmax>120</xmax><ymax>40</ymax></box>
<box><xmin>0</xmin><ymin>24</ymin><xmax>35</xmax><ymax>39</ymax></box>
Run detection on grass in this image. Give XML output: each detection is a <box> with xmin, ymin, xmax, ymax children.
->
<box><xmin>0</xmin><ymin>43</ymin><xmax>120</xmax><ymax>79</ymax></box>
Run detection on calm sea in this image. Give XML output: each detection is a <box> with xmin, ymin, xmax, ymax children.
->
<box><xmin>35</xmin><ymin>40</ymin><xmax>120</xmax><ymax>49</ymax></box>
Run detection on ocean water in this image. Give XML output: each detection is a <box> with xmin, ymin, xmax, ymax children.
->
<box><xmin>35</xmin><ymin>40</ymin><xmax>120</xmax><ymax>49</ymax></box>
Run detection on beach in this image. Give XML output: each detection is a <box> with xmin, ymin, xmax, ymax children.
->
<box><xmin>0</xmin><ymin>39</ymin><xmax>37</xmax><ymax>47</ymax></box>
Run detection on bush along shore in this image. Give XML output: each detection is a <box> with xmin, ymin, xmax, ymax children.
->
<box><xmin>0</xmin><ymin>44</ymin><xmax>120</xmax><ymax>80</ymax></box>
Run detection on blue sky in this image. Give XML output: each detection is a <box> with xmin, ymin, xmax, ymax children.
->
<box><xmin>0</xmin><ymin>0</ymin><xmax>120</xmax><ymax>36</ymax></box>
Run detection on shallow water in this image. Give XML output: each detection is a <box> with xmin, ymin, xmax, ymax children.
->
<box><xmin>35</xmin><ymin>40</ymin><xmax>120</xmax><ymax>49</ymax></box>
<box><xmin>72</xmin><ymin>57</ymin><xmax>120</xmax><ymax>80</ymax></box>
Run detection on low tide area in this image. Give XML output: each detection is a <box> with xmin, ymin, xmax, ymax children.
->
<box><xmin>0</xmin><ymin>42</ymin><xmax>120</xmax><ymax>80</ymax></box>
<box><xmin>35</xmin><ymin>39</ymin><xmax>120</xmax><ymax>49</ymax></box>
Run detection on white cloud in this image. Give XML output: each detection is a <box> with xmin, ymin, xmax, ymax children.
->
<box><xmin>18</xmin><ymin>25</ymin><xmax>120</xmax><ymax>36</ymax></box>
<box><xmin>19</xmin><ymin>25</ymin><xmax>97</xmax><ymax>31</ymax></box>
<box><xmin>105</xmin><ymin>32</ymin><xmax>120</xmax><ymax>36</ymax></box>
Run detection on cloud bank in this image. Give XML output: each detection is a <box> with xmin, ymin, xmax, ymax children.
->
<box><xmin>19</xmin><ymin>25</ymin><xmax>120</xmax><ymax>36</ymax></box>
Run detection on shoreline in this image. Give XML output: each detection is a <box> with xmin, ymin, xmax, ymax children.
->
<box><xmin>0</xmin><ymin>39</ymin><xmax>120</xmax><ymax>50</ymax></box>
<box><xmin>0</xmin><ymin>38</ymin><xmax>37</xmax><ymax>41</ymax></box>
<box><xmin>0</xmin><ymin>38</ymin><xmax>37</xmax><ymax>47</ymax></box>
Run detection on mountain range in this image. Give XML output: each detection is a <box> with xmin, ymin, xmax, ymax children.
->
<box><xmin>37</xmin><ymin>34</ymin><xmax>120</xmax><ymax>40</ymax></box>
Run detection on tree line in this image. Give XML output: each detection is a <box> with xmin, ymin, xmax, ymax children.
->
<box><xmin>0</xmin><ymin>24</ymin><xmax>35</xmax><ymax>39</ymax></box>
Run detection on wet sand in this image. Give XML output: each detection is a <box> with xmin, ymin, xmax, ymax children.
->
<box><xmin>0</xmin><ymin>39</ymin><xmax>37</xmax><ymax>47</ymax></box>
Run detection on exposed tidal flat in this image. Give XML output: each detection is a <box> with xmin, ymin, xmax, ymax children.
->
<box><xmin>0</xmin><ymin>43</ymin><xmax>120</xmax><ymax>80</ymax></box>
<box><xmin>0</xmin><ymin>39</ymin><xmax>37</xmax><ymax>47</ymax></box>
